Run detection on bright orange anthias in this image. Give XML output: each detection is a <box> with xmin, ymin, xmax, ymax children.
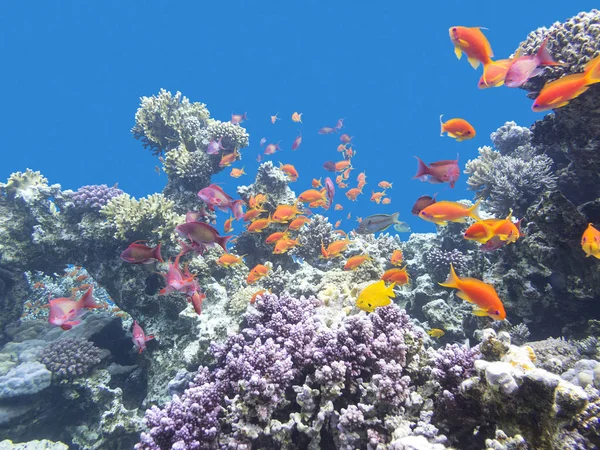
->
<box><xmin>272</xmin><ymin>203</ymin><xmax>302</xmax><ymax>223</ymax></box>
<box><xmin>217</xmin><ymin>253</ymin><xmax>246</xmax><ymax>268</ymax></box>
<box><xmin>381</xmin><ymin>267</ymin><xmax>410</xmax><ymax>286</ymax></box>
<box><xmin>230</xmin><ymin>167</ymin><xmax>245</xmax><ymax>178</ymax></box>
<box><xmin>279</xmin><ymin>163</ymin><xmax>299</xmax><ymax>181</ymax></box>
<box><xmin>464</xmin><ymin>210</ymin><xmax>523</xmax><ymax>244</ymax></box>
<box><xmin>248</xmin><ymin>193</ymin><xmax>267</xmax><ymax>209</ymax></box>
<box><xmin>322</xmin><ymin>238</ymin><xmax>352</xmax><ymax>258</ymax></box>
<box><xmin>390</xmin><ymin>250</ymin><xmax>403</xmax><ymax>266</ymax></box>
<box><xmin>298</xmin><ymin>189</ymin><xmax>327</xmax><ymax>203</ymax></box>
<box><xmin>440</xmin><ymin>115</ymin><xmax>476</xmax><ymax>141</ymax></box>
<box><xmin>265</xmin><ymin>231</ymin><xmax>287</xmax><ymax>245</ymax></box>
<box><xmin>439</xmin><ymin>264</ymin><xmax>506</xmax><ymax>320</ymax></box>
<box><xmin>449</xmin><ymin>26</ymin><xmax>493</xmax><ymax>69</ymax></box>
<box><xmin>370</xmin><ymin>190</ymin><xmax>387</xmax><ymax>204</ymax></box>
<box><xmin>246</xmin><ymin>264</ymin><xmax>270</xmax><ymax>284</ymax></box>
<box><xmin>419</xmin><ymin>200</ymin><xmax>481</xmax><ymax>226</ymax></box>
<box><xmin>243</xmin><ymin>208</ymin><xmax>267</xmax><ymax>222</ymax></box>
<box><xmin>224</xmin><ymin>216</ymin><xmax>235</xmax><ymax>233</ymax></box>
<box><xmin>273</xmin><ymin>236</ymin><xmax>300</xmax><ymax>254</ymax></box>
<box><xmin>478</xmin><ymin>57</ymin><xmax>514</xmax><ymax>89</ymax></box>
<box><xmin>288</xmin><ymin>216</ymin><xmax>311</xmax><ymax>231</ymax></box>
<box><xmin>346</xmin><ymin>187</ymin><xmax>363</xmax><ymax>201</ymax></box>
<box><xmin>582</xmin><ymin>223</ymin><xmax>600</xmax><ymax>259</ymax></box>
<box><xmin>343</xmin><ymin>254</ymin><xmax>371</xmax><ymax>271</ymax></box>
<box><xmin>246</xmin><ymin>216</ymin><xmax>272</xmax><ymax>233</ymax></box>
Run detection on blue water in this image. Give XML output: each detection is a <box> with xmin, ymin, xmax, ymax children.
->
<box><xmin>0</xmin><ymin>1</ymin><xmax>595</xmax><ymax>233</ymax></box>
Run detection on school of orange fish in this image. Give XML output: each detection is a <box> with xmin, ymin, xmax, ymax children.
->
<box><xmin>44</xmin><ymin>26</ymin><xmax>600</xmax><ymax>348</ymax></box>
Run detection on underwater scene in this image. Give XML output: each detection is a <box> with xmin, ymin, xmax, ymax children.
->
<box><xmin>2</xmin><ymin>3</ymin><xmax>600</xmax><ymax>450</ymax></box>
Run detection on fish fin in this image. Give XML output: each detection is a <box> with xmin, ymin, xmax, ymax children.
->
<box><xmin>584</xmin><ymin>55</ymin><xmax>600</xmax><ymax>83</ymax></box>
<box><xmin>439</xmin><ymin>114</ymin><xmax>445</xmax><ymax>136</ymax></box>
<box><xmin>413</xmin><ymin>156</ymin><xmax>429</xmax><ymax>180</ymax></box>
<box><xmin>454</xmin><ymin>46</ymin><xmax>462</xmax><ymax>60</ymax></box>
<box><xmin>439</xmin><ymin>263</ymin><xmax>460</xmax><ymax>289</ymax></box>
<box><xmin>456</xmin><ymin>290</ymin><xmax>475</xmax><ymax>303</ymax></box>
<box><xmin>468</xmin><ymin>56</ymin><xmax>481</xmax><ymax>70</ymax></box>
<box><xmin>472</xmin><ymin>308</ymin><xmax>491</xmax><ymax>317</ymax></box>
<box><xmin>446</xmin><ymin>131</ymin><xmax>458</xmax><ymax>139</ymax></box>
<box><xmin>153</xmin><ymin>242</ymin><xmax>164</xmax><ymax>263</ymax></box>
<box><xmin>469</xmin><ymin>199</ymin><xmax>482</xmax><ymax>221</ymax></box>
<box><xmin>386</xmin><ymin>282</ymin><xmax>397</xmax><ymax>298</ymax></box>
<box><xmin>529</xmin><ymin>67</ymin><xmax>545</xmax><ymax>79</ymax></box>
<box><xmin>436</xmin><ymin>221</ymin><xmax>448</xmax><ymax>227</ymax></box>
<box><xmin>537</xmin><ymin>37</ymin><xmax>560</xmax><ymax>66</ymax></box>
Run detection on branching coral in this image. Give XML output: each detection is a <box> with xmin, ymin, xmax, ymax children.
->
<box><xmin>69</xmin><ymin>184</ymin><xmax>124</xmax><ymax>213</ymax></box>
<box><xmin>39</xmin><ymin>338</ymin><xmax>102</xmax><ymax>381</ymax></box>
<box><xmin>423</xmin><ymin>247</ymin><xmax>469</xmax><ymax>283</ymax></box>
<box><xmin>100</xmin><ymin>193</ymin><xmax>184</xmax><ymax>242</ymax></box>
<box><xmin>490</xmin><ymin>121</ymin><xmax>533</xmax><ymax>155</ymax></box>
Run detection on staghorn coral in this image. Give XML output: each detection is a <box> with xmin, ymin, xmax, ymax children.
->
<box><xmin>68</xmin><ymin>184</ymin><xmax>124</xmax><ymax>213</ymax></box>
<box><xmin>490</xmin><ymin>121</ymin><xmax>533</xmax><ymax>155</ymax></box>
<box><xmin>131</xmin><ymin>89</ymin><xmax>211</xmax><ymax>155</ymax></box>
<box><xmin>38</xmin><ymin>338</ymin><xmax>102</xmax><ymax>382</ymax></box>
<box><xmin>100</xmin><ymin>193</ymin><xmax>184</xmax><ymax>243</ymax></box>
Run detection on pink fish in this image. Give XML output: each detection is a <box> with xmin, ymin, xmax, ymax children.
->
<box><xmin>132</xmin><ymin>320</ymin><xmax>154</xmax><ymax>354</ymax></box>
<box><xmin>260</xmin><ymin>138</ymin><xmax>267</xmax><ymax>147</ymax></box>
<box><xmin>231</xmin><ymin>112</ymin><xmax>247</xmax><ymax>125</ymax></box>
<box><xmin>340</xmin><ymin>134</ymin><xmax>352</xmax><ymax>144</ymax></box>
<box><xmin>159</xmin><ymin>254</ymin><xmax>200</xmax><ymax>295</ymax></box>
<box><xmin>206</xmin><ymin>137</ymin><xmax>225</xmax><ymax>155</ymax></box>
<box><xmin>292</xmin><ymin>132</ymin><xmax>302</xmax><ymax>151</ymax></box>
<box><xmin>175</xmin><ymin>221</ymin><xmax>232</xmax><ymax>252</ymax></box>
<box><xmin>324</xmin><ymin>177</ymin><xmax>335</xmax><ymax>210</ymax></box>
<box><xmin>318</xmin><ymin>127</ymin><xmax>337</xmax><ymax>135</ymax></box>
<box><xmin>480</xmin><ymin>235</ymin><xmax>508</xmax><ymax>252</ymax></box>
<box><xmin>413</xmin><ymin>156</ymin><xmax>460</xmax><ymax>188</ymax></box>
<box><xmin>335</xmin><ymin>118</ymin><xmax>345</xmax><ymax>130</ymax></box>
<box><xmin>197</xmin><ymin>184</ymin><xmax>245</xmax><ymax>219</ymax></box>
<box><xmin>120</xmin><ymin>241</ymin><xmax>163</xmax><ymax>264</ymax></box>
<box><xmin>504</xmin><ymin>38</ymin><xmax>560</xmax><ymax>88</ymax></box>
<box><xmin>264</xmin><ymin>141</ymin><xmax>282</xmax><ymax>155</ymax></box>
<box><xmin>257</xmin><ymin>154</ymin><xmax>263</xmax><ymax>163</ymax></box>
<box><xmin>47</xmin><ymin>286</ymin><xmax>101</xmax><ymax>330</ymax></box>
<box><xmin>188</xmin><ymin>290</ymin><xmax>206</xmax><ymax>315</ymax></box>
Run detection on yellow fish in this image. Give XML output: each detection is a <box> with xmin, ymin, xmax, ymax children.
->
<box><xmin>427</xmin><ymin>328</ymin><xmax>445</xmax><ymax>338</ymax></box>
<box><xmin>356</xmin><ymin>280</ymin><xmax>396</xmax><ymax>312</ymax></box>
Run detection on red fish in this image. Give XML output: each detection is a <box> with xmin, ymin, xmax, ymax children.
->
<box><xmin>47</xmin><ymin>286</ymin><xmax>101</xmax><ymax>330</ymax></box>
<box><xmin>231</xmin><ymin>112</ymin><xmax>247</xmax><ymax>125</ymax></box>
<box><xmin>132</xmin><ymin>320</ymin><xmax>155</xmax><ymax>354</ymax></box>
<box><xmin>413</xmin><ymin>157</ymin><xmax>460</xmax><ymax>188</ymax></box>
<box><xmin>120</xmin><ymin>241</ymin><xmax>163</xmax><ymax>264</ymax></box>
<box><xmin>175</xmin><ymin>222</ymin><xmax>232</xmax><ymax>253</ymax></box>
<box><xmin>264</xmin><ymin>141</ymin><xmax>282</xmax><ymax>155</ymax></box>
<box><xmin>159</xmin><ymin>255</ymin><xmax>200</xmax><ymax>295</ymax></box>
<box><xmin>197</xmin><ymin>184</ymin><xmax>245</xmax><ymax>220</ymax></box>
<box><xmin>188</xmin><ymin>290</ymin><xmax>206</xmax><ymax>315</ymax></box>
<box><xmin>292</xmin><ymin>132</ymin><xmax>302</xmax><ymax>151</ymax></box>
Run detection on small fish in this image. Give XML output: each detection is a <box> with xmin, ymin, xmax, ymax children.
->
<box><xmin>334</xmin><ymin>220</ymin><xmax>342</xmax><ymax>228</ymax></box>
<box><xmin>381</xmin><ymin>267</ymin><xmax>409</xmax><ymax>285</ymax></box>
<box><xmin>312</xmin><ymin>178</ymin><xmax>323</xmax><ymax>188</ymax></box>
<box><xmin>440</xmin><ymin>115</ymin><xmax>476</xmax><ymax>141</ymax></box>
<box><xmin>337</xmin><ymin>144</ymin><xmax>349</xmax><ymax>152</ymax></box>
<box><xmin>478</xmin><ymin>57</ymin><xmax>514</xmax><ymax>89</ymax></box>
<box><xmin>243</xmin><ymin>207</ymin><xmax>266</xmax><ymax>222</ymax></box>
<box><xmin>439</xmin><ymin>263</ymin><xmax>506</xmax><ymax>320</ymax></box>
<box><xmin>246</xmin><ymin>216</ymin><xmax>272</xmax><ymax>233</ymax></box>
<box><xmin>257</xmin><ymin>154</ymin><xmax>263</xmax><ymax>162</ymax></box>
<box><xmin>292</xmin><ymin>132</ymin><xmax>302</xmax><ymax>151</ymax></box>
<box><xmin>345</xmin><ymin>187</ymin><xmax>363</xmax><ymax>201</ymax></box>
<box><xmin>357</xmin><ymin>172</ymin><xmax>367</xmax><ymax>188</ymax></box>
<box><xmin>265</xmin><ymin>231</ymin><xmax>287</xmax><ymax>244</ymax></box>
<box><xmin>334</xmin><ymin>160</ymin><xmax>352</xmax><ymax>172</ymax></box>
<box><xmin>219</xmin><ymin>150</ymin><xmax>240</xmax><ymax>167</ymax></box>
<box><xmin>390</xmin><ymin>250</ymin><xmax>403</xmax><ymax>266</ymax></box>
<box><xmin>582</xmin><ymin>223</ymin><xmax>600</xmax><ymax>259</ymax></box>
<box><xmin>231</xmin><ymin>112</ymin><xmax>247</xmax><ymax>125</ymax></box>
<box><xmin>393</xmin><ymin>222</ymin><xmax>411</xmax><ymax>233</ymax></box>
<box><xmin>411</xmin><ymin>195</ymin><xmax>437</xmax><ymax>215</ymax></box>
<box><xmin>273</xmin><ymin>236</ymin><xmax>300</xmax><ymax>254</ymax></box>
<box><xmin>132</xmin><ymin>320</ymin><xmax>155</xmax><ymax>354</ymax></box>
<box><xmin>298</xmin><ymin>189</ymin><xmax>327</xmax><ymax>203</ymax></box>
<box><xmin>206</xmin><ymin>137</ymin><xmax>225</xmax><ymax>155</ymax></box>
<box><xmin>198</xmin><ymin>184</ymin><xmax>245</xmax><ymax>220</ymax></box>
<box><xmin>382</xmin><ymin>198</ymin><xmax>391</xmax><ymax>205</ymax></box>
<box><xmin>419</xmin><ymin>200</ymin><xmax>481</xmax><ymax>226</ymax></box>
<box><xmin>324</xmin><ymin>177</ymin><xmax>335</xmax><ymax>209</ymax></box>
<box><xmin>279</xmin><ymin>163</ymin><xmax>299</xmax><ymax>181</ymax></box>
<box><xmin>323</xmin><ymin>238</ymin><xmax>352</xmax><ymax>258</ymax></box>
<box><xmin>270</xmin><ymin>112</ymin><xmax>280</xmax><ymax>124</ymax></box>
<box><xmin>378</xmin><ymin>181</ymin><xmax>393</xmax><ymax>189</ymax></box>
<box><xmin>334</xmin><ymin>118</ymin><xmax>345</xmax><ymax>130</ymax></box>
<box><xmin>370</xmin><ymin>190</ymin><xmax>387</xmax><ymax>204</ymax></box>
<box><xmin>449</xmin><ymin>26</ymin><xmax>493</xmax><ymax>70</ymax></box>
<box><xmin>323</xmin><ymin>161</ymin><xmax>336</xmax><ymax>172</ymax></box>
<box><xmin>504</xmin><ymin>38</ymin><xmax>560</xmax><ymax>88</ymax></box>
<box><xmin>343</xmin><ymin>254</ymin><xmax>371</xmax><ymax>271</ymax></box>
<box><xmin>318</xmin><ymin>127</ymin><xmax>337</xmax><ymax>135</ymax></box>
<box><xmin>345</xmin><ymin>147</ymin><xmax>356</xmax><ymax>158</ymax></box>
<box><xmin>288</xmin><ymin>216</ymin><xmax>311</xmax><ymax>230</ymax></box>
<box><xmin>155</xmin><ymin>165</ymin><xmax>161</xmax><ymax>175</ymax></box>
<box><xmin>427</xmin><ymin>328</ymin><xmax>445</xmax><ymax>338</ymax></box>
<box><xmin>224</xmin><ymin>216</ymin><xmax>234</xmax><ymax>233</ymax></box>
<box><xmin>340</xmin><ymin>133</ymin><xmax>352</xmax><ymax>143</ymax></box>
<box><xmin>532</xmin><ymin>54</ymin><xmax>600</xmax><ymax>112</ymax></box>
<box><xmin>346</xmin><ymin>212</ymin><xmax>351</xmax><ymax>219</ymax></box>
<box><xmin>292</xmin><ymin>112</ymin><xmax>303</xmax><ymax>123</ymax></box>
<box><xmin>355</xmin><ymin>212</ymin><xmax>402</xmax><ymax>234</ymax></box>
<box><xmin>264</xmin><ymin>141</ymin><xmax>282</xmax><ymax>155</ymax></box>
<box><xmin>230</xmin><ymin>167</ymin><xmax>246</xmax><ymax>178</ymax></box>
<box><xmin>250</xmin><ymin>289</ymin><xmax>270</xmax><ymax>305</ymax></box>
<box><xmin>175</xmin><ymin>221</ymin><xmax>232</xmax><ymax>252</ymax></box>
<box><xmin>356</xmin><ymin>280</ymin><xmax>396</xmax><ymax>313</ymax></box>
<box><xmin>188</xmin><ymin>290</ymin><xmax>206</xmax><ymax>316</ymax></box>
<box><xmin>260</xmin><ymin>137</ymin><xmax>267</xmax><ymax>147</ymax></box>
<box><xmin>47</xmin><ymin>286</ymin><xmax>101</xmax><ymax>330</ymax></box>
<box><xmin>335</xmin><ymin>204</ymin><xmax>344</xmax><ymax>211</ymax></box>
<box><xmin>480</xmin><ymin>235</ymin><xmax>507</xmax><ymax>252</ymax></box>
<box><xmin>272</xmin><ymin>203</ymin><xmax>302</xmax><ymax>223</ymax></box>
<box><xmin>247</xmin><ymin>264</ymin><xmax>270</xmax><ymax>284</ymax></box>
<box><xmin>120</xmin><ymin>241</ymin><xmax>164</xmax><ymax>264</ymax></box>
<box><xmin>413</xmin><ymin>156</ymin><xmax>460</xmax><ymax>188</ymax></box>
<box><xmin>217</xmin><ymin>253</ymin><xmax>246</xmax><ymax>268</ymax></box>
<box><xmin>75</xmin><ymin>275</ymin><xmax>89</xmax><ymax>282</ymax></box>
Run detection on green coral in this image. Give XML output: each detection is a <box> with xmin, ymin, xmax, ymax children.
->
<box><xmin>131</xmin><ymin>89</ymin><xmax>210</xmax><ymax>155</ymax></box>
<box><xmin>100</xmin><ymin>193</ymin><xmax>184</xmax><ymax>243</ymax></box>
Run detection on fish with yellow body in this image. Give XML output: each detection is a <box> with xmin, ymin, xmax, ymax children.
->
<box><xmin>356</xmin><ymin>280</ymin><xmax>396</xmax><ymax>313</ymax></box>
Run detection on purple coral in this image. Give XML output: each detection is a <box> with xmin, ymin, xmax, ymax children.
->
<box><xmin>38</xmin><ymin>338</ymin><xmax>102</xmax><ymax>381</ymax></box>
<box><xmin>431</xmin><ymin>343</ymin><xmax>481</xmax><ymax>392</ymax></box>
<box><xmin>424</xmin><ymin>247</ymin><xmax>469</xmax><ymax>283</ymax></box>
<box><xmin>70</xmin><ymin>184</ymin><xmax>124</xmax><ymax>212</ymax></box>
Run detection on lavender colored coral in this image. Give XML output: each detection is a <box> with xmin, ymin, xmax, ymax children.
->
<box><xmin>70</xmin><ymin>184</ymin><xmax>124</xmax><ymax>212</ymax></box>
<box><xmin>38</xmin><ymin>338</ymin><xmax>102</xmax><ymax>381</ymax></box>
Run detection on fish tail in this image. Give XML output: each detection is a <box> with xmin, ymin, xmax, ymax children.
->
<box><xmin>218</xmin><ymin>235</ymin><xmax>233</xmax><ymax>252</ymax></box>
<box><xmin>439</xmin><ymin>114</ymin><xmax>445</xmax><ymax>136</ymax></box>
<box><xmin>413</xmin><ymin>157</ymin><xmax>429</xmax><ymax>180</ymax></box>
<box><xmin>584</xmin><ymin>54</ymin><xmax>600</xmax><ymax>84</ymax></box>
<box><xmin>386</xmin><ymin>282</ymin><xmax>397</xmax><ymax>298</ymax></box>
<box><xmin>481</xmin><ymin>61</ymin><xmax>501</xmax><ymax>87</ymax></box>
<box><xmin>154</xmin><ymin>242</ymin><xmax>164</xmax><ymax>263</ymax></box>
<box><xmin>469</xmin><ymin>199</ymin><xmax>482</xmax><ymax>221</ymax></box>
<box><xmin>439</xmin><ymin>263</ymin><xmax>460</xmax><ymax>289</ymax></box>
<box><xmin>79</xmin><ymin>286</ymin><xmax>102</xmax><ymax>310</ymax></box>
<box><xmin>537</xmin><ymin>37</ymin><xmax>560</xmax><ymax>66</ymax></box>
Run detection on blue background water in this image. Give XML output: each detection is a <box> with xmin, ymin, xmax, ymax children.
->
<box><xmin>1</xmin><ymin>1</ymin><xmax>595</xmax><ymax>234</ymax></box>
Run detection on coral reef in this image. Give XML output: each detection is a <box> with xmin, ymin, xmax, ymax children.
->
<box><xmin>68</xmin><ymin>184</ymin><xmax>124</xmax><ymax>213</ymax></box>
<box><xmin>38</xmin><ymin>338</ymin><xmax>103</xmax><ymax>382</ymax></box>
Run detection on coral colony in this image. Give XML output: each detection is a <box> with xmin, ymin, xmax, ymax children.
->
<box><xmin>1</xmin><ymin>9</ymin><xmax>600</xmax><ymax>450</ymax></box>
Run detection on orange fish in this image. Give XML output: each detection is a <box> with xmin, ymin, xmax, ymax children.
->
<box><xmin>357</xmin><ymin>172</ymin><xmax>367</xmax><ymax>188</ymax></box>
<box><xmin>337</xmin><ymin>144</ymin><xmax>348</xmax><ymax>153</ymax></box>
<box><xmin>246</xmin><ymin>264</ymin><xmax>270</xmax><ymax>284</ymax></box>
<box><xmin>288</xmin><ymin>216</ymin><xmax>311</xmax><ymax>230</ymax></box>
<box><xmin>581</xmin><ymin>223</ymin><xmax>600</xmax><ymax>259</ymax></box>
<box><xmin>292</xmin><ymin>112</ymin><xmax>303</xmax><ymax>123</ymax></box>
<box><xmin>272</xmin><ymin>203</ymin><xmax>302</xmax><ymax>223</ymax></box>
<box><xmin>478</xmin><ymin>57</ymin><xmax>514</xmax><ymax>89</ymax></box>
<box><xmin>419</xmin><ymin>200</ymin><xmax>481</xmax><ymax>226</ymax></box>
<box><xmin>270</xmin><ymin>112</ymin><xmax>280</xmax><ymax>124</ymax></box>
<box><xmin>248</xmin><ymin>193</ymin><xmax>267</xmax><ymax>209</ymax></box>
<box><xmin>219</xmin><ymin>150</ymin><xmax>240</xmax><ymax>167</ymax></box>
<box><xmin>449</xmin><ymin>26</ymin><xmax>493</xmax><ymax>69</ymax></box>
<box><xmin>279</xmin><ymin>163</ymin><xmax>299</xmax><ymax>181</ymax></box>
<box><xmin>439</xmin><ymin>264</ymin><xmax>506</xmax><ymax>320</ymax></box>
<box><xmin>312</xmin><ymin>178</ymin><xmax>322</xmax><ymax>188</ymax></box>
<box><xmin>390</xmin><ymin>250</ymin><xmax>403</xmax><ymax>266</ymax></box>
<box><xmin>343</xmin><ymin>254</ymin><xmax>371</xmax><ymax>271</ymax></box>
<box><xmin>464</xmin><ymin>210</ymin><xmax>523</xmax><ymax>244</ymax></box>
<box><xmin>370</xmin><ymin>190</ymin><xmax>387</xmax><ymax>204</ymax></box>
<box><xmin>243</xmin><ymin>208</ymin><xmax>266</xmax><ymax>222</ymax></box>
<box><xmin>346</xmin><ymin>212</ymin><xmax>351</xmax><ymax>219</ymax></box>
<box><xmin>250</xmin><ymin>289</ymin><xmax>271</xmax><ymax>304</ymax></box>
<box><xmin>381</xmin><ymin>267</ymin><xmax>409</xmax><ymax>286</ymax></box>
<box><xmin>334</xmin><ymin>220</ymin><xmax>342</xmax><ymax>228</ymax></box>
<box><xmin>356</xmin><ymin>217</ymin><xmax>363</xmax><ymax>223</ymax></box>
<box><xmin>378</xmin><ymin>181</ymin><xmax>393</xmax><ymax>189</ymax></box>
<box><xmin>382</xmin><ymin>198</ymin><xmax>391</xmax><ymax>205</ymax></box>
<box><xmin>230</xmin><ymin>167</ymin><xmax>246</xmax><ymax>178</ymax></box>
<box><xmin>246</xmin><ymin>216</ymin><xmax>271</xmax><ymax>233</ymax></box>
<box><xmin>335</xmin><ymin>204</ymin><xmax>344</xmax><ymax>211</ymax></box>
<box><xmin>265</xmin><ymin>231</ymin><xmax>287</xmax><ymax>244</ymax></box>
<box><xmin>342</xmin><ymin>167</ymin><xmax>352</xmax><ymax>181</ymax></box>
<box><xmin>309</xmin><ymin>199</ymin><xmax>328</xmax><ymax>208</ymax></box>
<box><xmin>320</xmin><ymin>240</ymin><xmax>330</xmax><ymax>258</ymax></box>
<box><xmin>324</xmin><ymin>239</ymin><xmax>352</xmax><ymax>258</ymax></box>
<box><xmin>75</xmin><ymin>275</ymin><xmax>89</xmax><ymax>282</ymax></box>
<box><xmin>224</xmin><ymin>216</ymin><xmax>234</xmax><ymax>233</ymax></box>
<box><xmin>346</xmin><ymin>187</ymin><xmax>363</xmax><ymax>201</ymax></box>
<box><xmin>217</xmin><ymin>253</ymin><xmax>246</xmax><ymax>268</ymax></box>
<box><xmin>532</xmin><ymin>54</ymin><xmax>600</xmax><ymax>112</ymax></box>
<box><xmin>335</xmin><ymin>160</ymin><xmax>352</xmax><ymax>172</ymax></box>
<box><xmin>345</xmin><ymin>147</ymin><xmax>356</xmax><ymax>158</ymax></box>
<box><xmin>298</xmin><ymin>189</ymin><xmax>327</xmax><ymax>203</ymax></box>
<box><xmin>273</xmin><ymin>236</ymin><xmax>300</xmax><ymax>254</ymax></box>
<box><xmin>440</xmin><ymin>115</ymin><xmax>476</xmax><ymax>141</ymax></box>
